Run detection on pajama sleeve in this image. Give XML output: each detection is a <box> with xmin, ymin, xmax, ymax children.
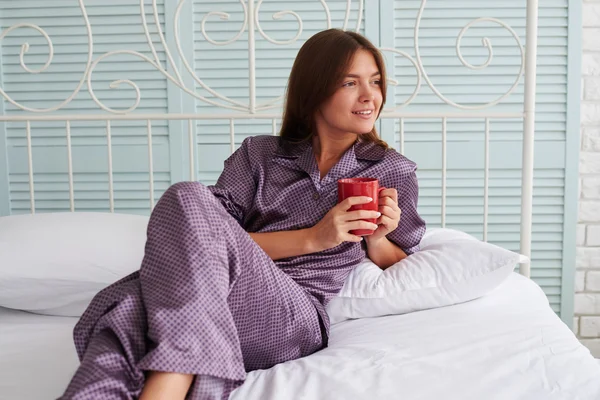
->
<box><xmin>384</xmin><ymin>159</ymin><xmax>426</xmax><ymax>255</ymax></box>
<box><xmin>207</xmin><ymin>137</ymin><xmax>257</xmax><ymax>226</ymax></box>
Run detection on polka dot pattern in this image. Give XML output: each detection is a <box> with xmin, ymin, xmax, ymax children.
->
<box><xmin>60</xmin><ymin>135</ymin><xmax>426</xmax><ymax>399</ymax></box>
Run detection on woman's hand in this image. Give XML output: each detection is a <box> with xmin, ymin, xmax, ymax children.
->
<box><xmin>366</xmin><ymin>188</ymin><xmax>401</xmax><ymax>243</ymax></box>
<box><xmin>309</xmin><ymin>196</ymin><xmax>380</xmax><ymax>252</ymax></box>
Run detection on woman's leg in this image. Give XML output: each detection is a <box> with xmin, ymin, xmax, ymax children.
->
<box><xmin>61</xmin><ymin>182</ymin><xmax>323</xmax><ymax>400</ymax></box>
<box><xmin>138</xmin><ymin>182</ymin><xmax>323</xmax><ymax>398</ymax></box>
<box><xmin>62</xmin><ymin>275</ymin><xmax>148</xmax><ymax>399</ymax></box>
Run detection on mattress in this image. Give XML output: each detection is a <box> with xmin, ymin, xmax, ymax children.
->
<box><xmin>1</xmin><ymin>273</ymin><xmax>599</xmax><ymax>400</ymax></box>
<box><xmin>232</xmin><ymin>273</ymin><xmax>600</xmax><ymax>400</ymax></box>
<box><xmin>0</xmin><ymin>308</ymin><xmax>79</xmax><ymax>399</ymax></box>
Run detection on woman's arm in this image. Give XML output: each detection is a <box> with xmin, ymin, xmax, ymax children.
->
<box><xmin>365</xmin><ymin>165</ymin><xmax>426</xmax><ymax>268</ymax></box>
<box><xmin>249</xmin><ymin>229</ymin><xmax>319</xmax><ymax>260</ymax></box>
<box><xmin>249</xmin><ymin>196</ymin><xmax>380</xmax><ymax>261</ymax></box>
<box><xmin>140</xmin><ymin>371</ymin><xmax>194</xmax><ymax>400</ymax></box>
<box><xmin>363</xmin><ymin>187</ymin><xmax>412</xmax><ymax>269</ymax></box>
<box><xmin>364</xmin><ymin>236</ymin><xmax>408</xmax><ymax>269</ymax></box>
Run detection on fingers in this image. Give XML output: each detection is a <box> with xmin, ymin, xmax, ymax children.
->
<box><xmin>347</xmin><ymin>220</ymin><xmax>379</xmax><ymax>232</ymax></box>
<box><xmin>339</xmin><ymin>196</ymin><xmax>374</xmax><ymax>211</ymax></box>
<box><xmin>379</xmin><ymin>196</ymin><xmax>400</xmax><ymax>217</ymax></box>
<box><xmin>379</xmin><ymin>188</ymin><xmax>398</xmax><ymax>203</ymax></box>
<box><xmin>387</xmin><ymin>208</ymin><xmax>401</xmax><ymax>224</ymax></box>
<box><xmin>335</xmin><ymin>194</ymin><xmax>400</xmax><ymax>241</ymax></box>
<box><xmin>377</xmin><ymin>214</ymin><xmax>398</xmax><ymax>231</ymax></box>
<box><xmin>345</xmin><ymin>209</ymin><xmax>381</xmax><ymax>221</ymax></box>
<box><xmin>345</xmin><ymin>234</ymin><xmax>364</xmax><ymax>243</ymax></box>
<box><xmin>378</xmin><ymin>205</ymin><xmax>396</xmax><ymax>218</ymax></box>
<box><xmin>379</xmin><ymin>195</ymin><xmax>398</xmax><ymax>209</ymax></box>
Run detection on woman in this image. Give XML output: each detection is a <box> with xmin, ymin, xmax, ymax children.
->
<box><xmin>62</xmin><ymin>29</ymin><xmax>426</xmax><ymax>400</ymax></box>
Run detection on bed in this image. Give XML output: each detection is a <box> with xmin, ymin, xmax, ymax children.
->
<box><xmin>1</xmin><ymin>0</ymin><xmax>599</xmax><ymax>399</ymax></box>
<box><xmin>1</xmin><ymin>273</ymin><xmax>599</xmax><ymax>400</ymax></box>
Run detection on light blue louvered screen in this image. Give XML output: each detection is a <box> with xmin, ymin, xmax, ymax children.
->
<box><xmin>192</xmin><ymin>0</ymin><xmax>367</xmax><ymax>184</ymax></box>
<box><xmin>384</xmin><ymin>0</ymin><xmax>570</xmax><ymax>314</ymax></box>
<box><xmin>0</xmin><ymin>0</ymin><xmax>171</xmax><ymax>215</ymax></box>
<box><xmin>0</xmin><ymin>1</ymin><xmax>577</xmax><ymax>320</ymax></box>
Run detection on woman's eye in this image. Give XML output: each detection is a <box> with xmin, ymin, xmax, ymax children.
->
<box><xmin>372</xmin><ymin>80</ymin><xmax>381</xmax><ymax>85</ymax></box>
<box><xmin>342</xmin><ymin>81</ymin><xmax>356</xmax><ymax>87</ymax></box>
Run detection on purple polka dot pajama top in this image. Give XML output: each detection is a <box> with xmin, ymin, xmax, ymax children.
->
<box><xmin>61</xmin><ymin>135</ymin><xmax>426</xmax><ymax>400</ymax></box>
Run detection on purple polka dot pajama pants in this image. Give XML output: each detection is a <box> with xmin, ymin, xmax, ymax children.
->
<box><xmin>61</xmin><ymin>182</ymin><xmax>324</xmax><ymax>400</ymax></box>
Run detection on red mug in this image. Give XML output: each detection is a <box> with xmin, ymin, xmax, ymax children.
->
<box><xmin>337</xmin><ymin>178</ymin><xmax>385</xmax><ymax>236</ymax></box>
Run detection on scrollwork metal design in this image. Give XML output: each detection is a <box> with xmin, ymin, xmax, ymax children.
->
<box><xmin>413</xmin><ymin>0</ymin><xmax>525</xmax><ymax>110</ymax></box>
<box><xmin>0</xmin><ymin>0</ymin><xmax>93</xmax><ymax>113</ymax></box>
<box><xmin>0</xmin><ymin>0</ymin><xmax>525</xmax><ymax>114</ymax></box>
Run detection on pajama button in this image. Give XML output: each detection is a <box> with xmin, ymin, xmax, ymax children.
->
<box><xmin>313</xmin><ymin>192</ymin><xmax>320</xmax><ymax>200</ymax></box>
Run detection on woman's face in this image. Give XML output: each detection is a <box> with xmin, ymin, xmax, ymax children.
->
<box><xmin>315</xmin><ymin>49</ymin><xmax>383</xmax><ymax>140</ymax></box>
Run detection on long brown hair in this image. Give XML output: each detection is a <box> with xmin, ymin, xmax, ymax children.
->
<box><xmin>279</xmin><ymin>29</ymin><xmax>388</xmax><ymax>148</ymax></box>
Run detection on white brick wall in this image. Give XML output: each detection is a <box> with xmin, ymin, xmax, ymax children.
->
<box><xmin>577</xmin><ymin>0</ymin><xmax>600</xmax><ymax>358</ymax></box>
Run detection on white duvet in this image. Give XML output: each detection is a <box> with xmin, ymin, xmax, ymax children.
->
<box><xmin>232</xmin><ymin>273</ymin><xmax>600</xmax><ymax>400</ymax></box>
<box><xmin>1</xmin><ymin>273</ymin><xmax>599</xmax><ymax>400</ymax></box>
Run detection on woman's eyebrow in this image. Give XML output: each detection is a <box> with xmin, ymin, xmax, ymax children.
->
<box><xmin>345</xmin><ymin>72</ymin><xmax>381</xmax><ymax>78</ymax></box>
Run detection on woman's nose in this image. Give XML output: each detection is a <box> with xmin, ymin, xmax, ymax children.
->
<box><xmin>359</xmin><ymin>87</ymin><xmax>374</xmax><ymax>102</ymax></box>
<box><xmin>359</xmin><ymin>90</ymin><xmax>375</xmax><ymax>103</ymax></box>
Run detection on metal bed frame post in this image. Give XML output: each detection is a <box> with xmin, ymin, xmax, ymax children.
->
<box><xmin>520</xmin><ymin>0</ymin><xmax>539</xmax><ymax>278</ymax></box>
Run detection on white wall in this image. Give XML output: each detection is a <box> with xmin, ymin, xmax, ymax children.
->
<box><xmin>575</xmin><ymin>0</ymin><xmax>600</xmax><ymax>358</ymax></box>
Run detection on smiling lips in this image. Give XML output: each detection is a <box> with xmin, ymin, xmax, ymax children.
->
<box><xmin>352</xmin><ymin>109</ymin><xmax>374</xmax><ymax>119</ymax></box>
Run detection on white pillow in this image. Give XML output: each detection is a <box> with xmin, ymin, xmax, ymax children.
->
<box><xmin>0</xmin><ymin>212</ymin><xmax>149</xmax><ymax>316</ymax></box>
<box><xmin>326</xmin><ymin>228</ymin><xmax>529</xmax><ymax>324</ymax></box>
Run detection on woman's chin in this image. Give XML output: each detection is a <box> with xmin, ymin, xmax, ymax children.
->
<box><xmin>355</xmin><ymin>125</ymin><xmax>375</xmax><ymax>135</ymax></box>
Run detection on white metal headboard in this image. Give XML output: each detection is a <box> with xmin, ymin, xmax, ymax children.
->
<box><xmin>0</xmin><ymin>0</ymin><xmax>539</xmax><ymax>277</ymax></box>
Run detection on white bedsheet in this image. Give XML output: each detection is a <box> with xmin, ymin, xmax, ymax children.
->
<box><xmin>1</xmin><ymin>273</ymin><xmax>599</xmax><ymax>400</ymax></box>
<box><xmin>0</xmin><ymin>308</ymin><xmax>78</xmax><ymax>399</ymax></box>
<box><xmin>232</xmin><ymin>273</ymin><xmax>600</xmax><ymax>400</ymax></box>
